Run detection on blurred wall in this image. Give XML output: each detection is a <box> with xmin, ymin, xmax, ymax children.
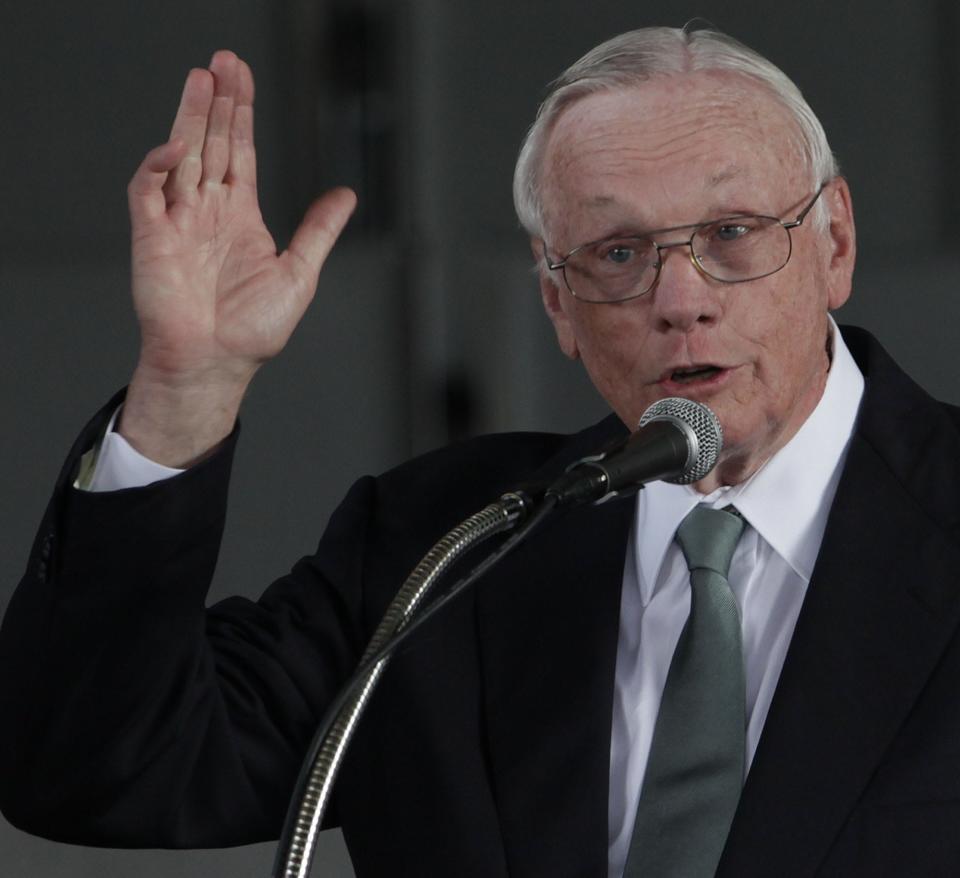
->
<box><xmin>2</xmin><ymin>1</ymin><xmax>958</xmax><ymax>875</ymax></box>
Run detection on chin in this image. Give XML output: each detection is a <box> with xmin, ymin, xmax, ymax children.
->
<box><xmin>709</xmin><ymin>407</ymin><xmax>755</xmax><ymax>449</ymax></box>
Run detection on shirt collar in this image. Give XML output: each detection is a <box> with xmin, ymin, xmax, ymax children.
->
<box><xmin>634</xmin><ymin>318</ymin><xmax>864</xmax><ymax>603</ymax></box>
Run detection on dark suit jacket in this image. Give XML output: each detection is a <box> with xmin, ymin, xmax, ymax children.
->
<box><xmin>2</xmin><ymin>326</ymin><xmax>960</xmax><ymax>877</ymax></box>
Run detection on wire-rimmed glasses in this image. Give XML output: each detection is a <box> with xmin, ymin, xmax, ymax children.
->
<box><xmin>544</xmin><ymin>185</ymin><xmax>826</xmax><ymax>304</ymax></box>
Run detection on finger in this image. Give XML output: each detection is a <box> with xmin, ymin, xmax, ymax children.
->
<box><xmin>163</xmin><ymin>68</ymin><xmax>214</xmax><ymax>203</ymax></box>
<box><xmin>128</xmin><ymin>138</ymin><xmax>188</xmax><ymax>224</ymax></box>
<box><xmin>200</xmin><ymin>50</ymin><xmax>238</xmax><ymax>186</ymax></box>
<box><xmin>282</xmin><ymin>187</ymin><xmax>358</xmax><ymax>285</ymax></box>
<box><xmin>225</xmin><ymin>58</ymin><xmax>257</xmax><ymax>190</ymax></box>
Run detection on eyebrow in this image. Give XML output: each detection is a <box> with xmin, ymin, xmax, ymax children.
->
<box><xmin>706</xmin><ymin>167</ymin><xmax>743</xmax><ymax>187</ymax></box>
<box><xmin>582</xmin><ymin>195</ymin><xmax>618</xmax><ymax>209</ymax></box>
<box><xmin>581</xmin><ymin>167</ymin><xmax>745</xmax><ymax>209</ymax></box>
<box><xmin>565</xmin><ymin>167</ymin><xmax>757</xmax><ymax>245</ymax></box>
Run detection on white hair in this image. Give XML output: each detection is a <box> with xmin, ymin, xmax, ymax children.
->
<box><xmin>512</xmin><ymin>26</ymin><xmax>839</xmax><ymax>240</ymax></box>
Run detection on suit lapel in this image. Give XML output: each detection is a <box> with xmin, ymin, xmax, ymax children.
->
<box><xmin>470</xmin><ymin>329</ymin><xmax>960</xmax><ymax>877</ymax></box>
<box><xmin>720</xmin><ymin>330</ymin><xmax>960</xmax><ymax>875</ymax></box>
<box><xmin>476</xmin><ymin>490</ymin><xmax>633</xmax><ymax>877</ymax></box>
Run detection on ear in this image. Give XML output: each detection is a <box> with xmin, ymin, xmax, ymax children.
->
<box><xmin>823</xmin><ymin>176</ymin><xmax>856</xmax><ymax>311</ymax></box>
<box><xmin>533</xmin><ymin>238</ymin><xmax>580</xmax><ymax>360</ymax></box>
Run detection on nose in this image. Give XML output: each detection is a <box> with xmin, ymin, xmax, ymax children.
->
<box><xmin>649</xmin><ymin>240</ymin><xmax>721</xmax><ymax>333</ymax></box>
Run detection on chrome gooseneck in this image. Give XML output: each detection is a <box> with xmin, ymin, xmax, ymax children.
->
<box><xmin>272</xmin><ymin>492</ymin><xmax>531</xmax><ymax>878</ymax></box>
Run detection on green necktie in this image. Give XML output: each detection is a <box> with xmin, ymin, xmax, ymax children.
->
<box><xmin>623</xmin><ymin>505</ymin><xmax>747</xmax><ymax>878</ymax></box>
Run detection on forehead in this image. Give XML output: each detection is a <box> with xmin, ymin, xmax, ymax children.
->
<box><xmin>540</xmin><ymin>72</ymin><xmax>807</xmax><ymax>242</ymax></box>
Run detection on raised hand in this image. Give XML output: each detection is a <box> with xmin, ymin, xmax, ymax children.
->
<box><xmin>121</xmin><ymin>50</ymin><xmax>356</xmax><ymax>466</ymax></box>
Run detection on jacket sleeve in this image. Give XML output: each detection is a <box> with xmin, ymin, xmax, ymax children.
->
<box><xmin>0</xmin><ymin>399</ymin><xmax>376</xmax><ymax>848</ymax></box>
<box><xmin>0</xmin><ymin>393</ymin><xmax>583</xmax><ymax>853</ymax></box>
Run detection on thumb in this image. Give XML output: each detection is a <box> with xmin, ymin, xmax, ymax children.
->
<box><xmin>283</xmin><ymin>187</ymin><xmax>358</xmax><ymax>282</ymax></box>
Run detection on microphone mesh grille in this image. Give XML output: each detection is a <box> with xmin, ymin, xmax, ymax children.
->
<box><xmin>637</xmin><ymin>397</ymin><xmax>723</xmax><ymax>484</ymax></box>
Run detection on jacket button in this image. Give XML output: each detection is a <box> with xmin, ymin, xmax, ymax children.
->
<box><xmin>37</xmin><ymin>533</ymin><xmax>54</xmax><ymax>580</ymax></box>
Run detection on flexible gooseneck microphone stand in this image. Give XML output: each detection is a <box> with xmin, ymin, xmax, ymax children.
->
<box><xmin>272</xmin><ymin>490</ymin><xmax>546</xmax><ymax>878</ymax></box>
<box><xmin>271</xmin><ymin>396</ymin><xmax>721</xmax><ymax>877</ymax></box>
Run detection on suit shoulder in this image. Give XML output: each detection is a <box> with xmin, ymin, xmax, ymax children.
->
<box><xmin>369</xmin><ymin>415</ymin><xmax>626</xmax><ymax>524</ymax></box>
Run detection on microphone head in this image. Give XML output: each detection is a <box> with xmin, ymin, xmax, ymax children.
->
<box><xmin>636</xmin><ymin>397</ymin><xmax>723</xmax><ymax>484</ymax></box>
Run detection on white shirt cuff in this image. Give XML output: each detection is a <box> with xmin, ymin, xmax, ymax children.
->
<box><xmin>79</xmin><ymin>407</ymin><xmax>185</xmax><ymax>492</ymax></box>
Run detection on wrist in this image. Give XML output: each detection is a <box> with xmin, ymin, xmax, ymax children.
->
<box><xmin>120</xmin><ymin>362</ymin><xmax>254</xmax><ymax>467</ymax></box>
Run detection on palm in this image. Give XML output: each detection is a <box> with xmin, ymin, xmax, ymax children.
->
<box><xmin>129</xmin><ymin>52</ymin><xmax>355</xmax><ymax>380</ymax></box>
<box><xmin>134</xmin><ymin>180</ymin><xmax>293</xmax><ymax>370</ymax></box>
<box><xmin>118</xmin><ymin>51</ymin><xmax>354</xmax><ymax>465</ymax></box>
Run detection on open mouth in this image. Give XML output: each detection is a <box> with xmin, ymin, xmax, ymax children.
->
<box><xmin>670</xmin><ymin>366</ymin><xmax>723</xmax><ymax>384</ymax></box>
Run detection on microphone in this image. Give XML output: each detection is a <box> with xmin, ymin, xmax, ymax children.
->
<box><xmin>545</xmin><ymin>397</ymin><xmax>723</xmax><ymax>507</ymax></box>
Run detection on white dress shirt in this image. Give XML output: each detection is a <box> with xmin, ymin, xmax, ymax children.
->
<box><xmin>83</xmin><ymin>323</ymin><xmax>864</xmax><ymax>878</ymax></box>
<box><xmin>607</xmin><ymin>320</ymin><xmax>864</xmax><ymax>877</ymax></box>
<box><xmin>77</xmin><ymin>408</ymin><xmax>184</xmax><ymax>491</ymax></box>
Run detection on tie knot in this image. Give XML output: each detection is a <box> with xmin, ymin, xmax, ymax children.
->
<box><xmin>676</xmin><ymin>505</ymin><xmax>745</xmax><ymax>577</ymax></box>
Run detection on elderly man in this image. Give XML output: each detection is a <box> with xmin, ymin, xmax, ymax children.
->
<box><xmin>2</xmin><ymin>24</ymin><xmax>959</xmax><ymax>878</ymax></box>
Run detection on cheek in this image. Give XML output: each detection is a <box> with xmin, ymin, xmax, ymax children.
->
<box><xmin>744</xmin><ymin>286</ymin><xmax>831</xmax><ymax>426</ymax></box>
<box><xmin>569</xmin><ymin>308</ymin><xmax>657</xmax><ymax>420</ymax></box>
<box><xmin>749</xmin><ymin>276</ymin><xmax>825</xmax><ymax>369</ymax></box>
<box><xmin>574</xmin><ymin>303</ymin><xmax>646</xmax><ymax>363</ymax></box>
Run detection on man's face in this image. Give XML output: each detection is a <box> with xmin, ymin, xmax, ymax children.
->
<box><xmin>537</xmin><ymin>73</ymin><xmax>856</xmax><ymax>491</ymax></box>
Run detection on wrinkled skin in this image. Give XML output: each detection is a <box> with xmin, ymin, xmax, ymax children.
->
<box><xmin>536</xmin><ymin>72</ymin><xmax>856</xmax><ymax>493</ymax></box>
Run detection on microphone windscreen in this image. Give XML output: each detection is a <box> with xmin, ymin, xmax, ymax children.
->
<box><xmin>637</xmin><ymin>397</ymin><xmax>723</xmax><ymax>484</ymax></box>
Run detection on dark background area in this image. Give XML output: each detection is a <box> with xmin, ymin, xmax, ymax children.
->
<box><xmin>3</xmin><ymin>1</ymin><xmax>959</xmax><ymax>874</ymax></box>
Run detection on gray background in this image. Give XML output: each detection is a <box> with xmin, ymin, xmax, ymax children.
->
<box><xmin>2</xmin><ymin>0</ymin><xmax>959</xmax><ymax>875</ymax></box>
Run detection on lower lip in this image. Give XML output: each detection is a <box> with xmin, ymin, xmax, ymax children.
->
<box><xmin>658</xmin><ymin>366</ymin><xmax>734</xmax><ymax>396</ymax></box>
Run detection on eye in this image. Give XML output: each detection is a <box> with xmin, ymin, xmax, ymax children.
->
<box><xmin>592</xmin><ymin>237</ymin><xmax>650</xmax><ymax>266</ymax></box>
<box><xmin>714</xmin><ymin>222</ymin><xmax>751</xmax><ymax>241</ymax></box>
<box><xmin>604</xmin><ymin>245</ymin><xmax>635</xmax><ymax>264</ymax></box>
<box><xmin>701</xmin><ymin>216</ymin><xmax>765</xmax><ymax>244</ymax></box>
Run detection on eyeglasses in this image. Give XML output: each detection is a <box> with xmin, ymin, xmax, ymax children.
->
<box><xmin>544</xmin><ymin>185</ymin><xmax>827</xmax><ymax>304</ymax></box>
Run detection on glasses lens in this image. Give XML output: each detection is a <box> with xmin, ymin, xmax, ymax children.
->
<box><xmin>564</xmin><ymin>237</ymin><xmax>660</xmax><ymax>302</ymax></box>
<box><xmin>692</xmin><ymin>216</ymin><xmax>790</xmax><ymax>282</ymax></box>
